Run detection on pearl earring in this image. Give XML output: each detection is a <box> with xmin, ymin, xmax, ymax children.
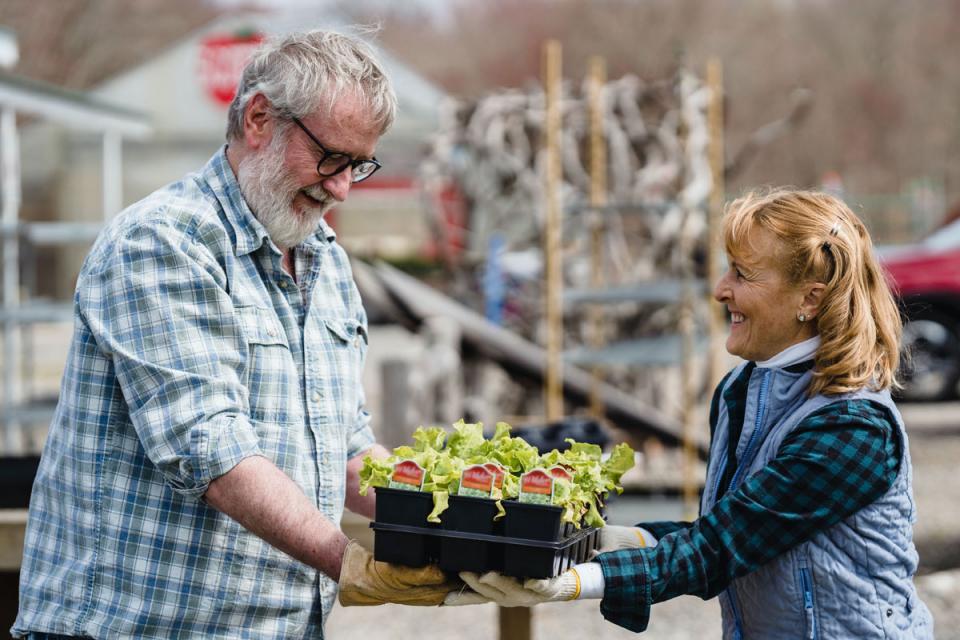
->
<box><xmin>798</xmin><ymin>313</ymin><xmax>806</xmax><ymax>322</ymax></box>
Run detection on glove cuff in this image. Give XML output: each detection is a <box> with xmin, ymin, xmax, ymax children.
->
<box><xmin>565</xmin><ymin>568</ymin><xmax>582</xmax><ymax>600</ymax></box>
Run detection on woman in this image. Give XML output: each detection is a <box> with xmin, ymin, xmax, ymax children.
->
<box><xmin>451</xmin><ymin>189</ymin><xmax>934</xmax><ymax>638</ymax></box>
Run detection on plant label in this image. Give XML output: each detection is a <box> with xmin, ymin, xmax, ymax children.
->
<box><xmin>459</xmin><ymin>464</ymin><xmax>496</xmax><ymax>498</ymax></box>
<box><xmin>484</xmin><ymin>462</ymin><xmax>506</xmax><ymax>490</ymax></box>
<box><xmin>519</xmin><ymin>469</ymin><xmax>555</xmax><ymax>505</ymax></box>
<box><xmin>388</xmin><ymin>459</ymin><xmax>425</xmax><ymax>491</ymax></box>
<box><xmin>549</xmin><ymin>466</ymin><xmax>573</xmax><ymax>483</ymax></box>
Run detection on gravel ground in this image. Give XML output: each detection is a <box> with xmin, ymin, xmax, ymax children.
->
<box><xmin>327</xmin><ymin>402</ymin><xmax>960</xmax><ymax>640</ymax></box>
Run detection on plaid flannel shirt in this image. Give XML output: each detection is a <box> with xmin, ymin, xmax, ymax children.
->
<box><xmin>596</xmin><ymin>362</ymin><xmax>901</xmax><ymax>632</ymax></box>
<box><xmin>14</xmin><ymin>147</ymin><xmax>375</xmax><ymax>639</ymax></box>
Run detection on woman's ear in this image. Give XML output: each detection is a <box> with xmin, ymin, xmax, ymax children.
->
<box><xmin>800</xmin><ymin>283</ymin><xmax>826</xmax><ymax>320</ymax></box>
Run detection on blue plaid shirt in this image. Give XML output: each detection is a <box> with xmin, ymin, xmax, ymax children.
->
<box><xmin>14</xmin><ymin>147</ymin><xmax>375</xmax><ymax>639</ymax></box>
<box><xmin>596</xmin><ymin>363</ymin><xmax>901</xmax><ymax>632</ymax></box>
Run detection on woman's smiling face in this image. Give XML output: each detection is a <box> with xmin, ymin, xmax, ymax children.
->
<box><xmin>713</xmin><ymin>226</ymin><xmax>816</xmax><ymax>362</ymax></box>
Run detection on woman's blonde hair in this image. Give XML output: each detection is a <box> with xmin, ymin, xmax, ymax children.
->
<box><xmin>722</xmin><ymin>188</ymin><xmax>902</xmax><ymax>395</ymax></box>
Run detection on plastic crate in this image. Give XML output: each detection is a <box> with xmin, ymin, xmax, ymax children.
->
<box><xmin>370</xmin><ymin>490</ymin><xmax>600</xmax><ymax>578</ymax></box>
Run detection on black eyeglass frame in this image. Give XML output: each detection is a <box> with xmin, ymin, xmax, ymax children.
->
<box><xmin>290</xmin><ymin>116</ymin><xmax>382</xmax><ymax>183</ymax></box>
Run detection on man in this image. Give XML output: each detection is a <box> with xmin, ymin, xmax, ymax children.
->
<box><xmin>13</xmin><ymin>30</ymin><xmax>453</xmax><ymax>640</ymax></box>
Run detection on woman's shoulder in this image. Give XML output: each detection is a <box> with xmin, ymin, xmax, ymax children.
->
<box><xmin>801</xmin><ymin>396</ymin><xmax>897</xmax><ymax>433</ymax></box>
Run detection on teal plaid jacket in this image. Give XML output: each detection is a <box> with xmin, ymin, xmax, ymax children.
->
<box><xmin>14</xmin><ymin>147</ymin><xmax>375</xmax><ymax>639</ymax></box>
<box><xmin>596</xmin><ymin>361</ymin><xmax>901</xmax><ymax>632</ymax></box>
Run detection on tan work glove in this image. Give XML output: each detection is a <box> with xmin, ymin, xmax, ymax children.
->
<box><xmin>338</xmin><ymin>541</ymin><xmax>459</xmax><ymax>606</ymax></box>
<box><xmin>447</xmin><ymin>570</ymin><xmax>582</xmax><ymax>607</ymax></box>
<box><xmin>591</xmin><ymin>524</ymin><xmax>657</xmax><ymax>557</ymax></box>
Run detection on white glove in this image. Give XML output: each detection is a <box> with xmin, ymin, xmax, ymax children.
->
<box><xmin>447</xmin><ymin>569</ymin><xmax>581</xmax><ymax>607</ymax></box>
<box><xmin>442</xmin><ymin>585</ymin><xmax>493</xmax><ymax>606</ymax></box>
<box><xmin>592</xmin><ymin>525</ymin><xmax>657</xmax><ymax>557</ymax></box>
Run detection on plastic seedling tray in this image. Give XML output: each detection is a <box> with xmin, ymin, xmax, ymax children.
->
<box><xmin>371</xmin><ymin>487</ymin><xmax>438</xmax><ymax>567</ymax></box>
<box><xmin>438</xmin><ymin>494</ymin><xmax>504</xmax><ymax>573</ymax></box>
<box><xmin>501</xmin><ymin>500</ymin><xmax>577</xmax><ymax>540</ymax></box>
<box><xmin>370</xmin><ymin>490</ymin><xmax>602</xmax><ymax>578</ymax></box>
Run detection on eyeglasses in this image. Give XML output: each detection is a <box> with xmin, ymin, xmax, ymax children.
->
<box><xmin>290</xmin><ymin>116</ymin><xmax>382</xmax><ymax>183</ymax></box>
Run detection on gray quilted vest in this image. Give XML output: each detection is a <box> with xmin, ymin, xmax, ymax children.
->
<box><xmin>702</xmin><ymin>362</ymin><xmax>934</xmax><ymax>639</ymax></box>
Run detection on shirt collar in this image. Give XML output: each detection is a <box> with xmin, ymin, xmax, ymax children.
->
<box><xmin>756</xmin><ymin>335</ymin><xmax>820</xmax><ymax>369</ymax></box>
<box><xmin>202</xmin><ymin>145</ymin><xmax>337</xmax><ymax>257</ymax></box>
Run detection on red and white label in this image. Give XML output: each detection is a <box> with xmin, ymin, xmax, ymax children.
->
<box><xmin>519</xmin><ymin>469</ymin><xmax>555</xmax><ymax>504</ymax></box>
<box><xmin>484</xmin><ymin>463</ymin><xmax>506</xmax><ymax>490</ymax></box>
<box><xmin>390</xmin><ymin>460</ymin><xmax>425</xmax><ymax>490</ymax></box>
<box><xmin>459</xmin><ymin>464</ymin><xmax>495</xmax><ymax>497</ymax></box>
<box><xmin>548</xmin><ymin>466</ymin><xmax>573</xmax><ymax>483</ymax></box>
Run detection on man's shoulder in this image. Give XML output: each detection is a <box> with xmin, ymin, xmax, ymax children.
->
<box><xmin>99</xmin><ymin>173</ymin><xmax>233</xmax><ymax>252</ymax></box>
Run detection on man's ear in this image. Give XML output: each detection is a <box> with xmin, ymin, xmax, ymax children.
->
<box><xmin>241</xmin><ymin>93</ymin><xmax>274</xmax><ymax>150</ymax></box>
<box><xmin>800</xmin><ymin>282</ymin><xmax>827</xmax><ymax>320</ymax></box>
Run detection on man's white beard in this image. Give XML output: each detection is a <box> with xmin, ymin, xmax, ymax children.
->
<box><xmin>237</xmin><ymin>132</ymin><xmax>335</xmax><ymax>250</ymax></box>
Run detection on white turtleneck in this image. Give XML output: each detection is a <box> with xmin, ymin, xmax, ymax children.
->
<box><xmin>756</xmin><ymin>335</ymin><xmax>821</xmax><ymax>369</ymax></box>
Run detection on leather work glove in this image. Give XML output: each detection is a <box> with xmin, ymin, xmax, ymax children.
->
<box><xmin>591</xmin><ymin>524</ymin><xmax>657</xmax><ymax>557</ymax></box>
<box><xmin>445</xmin><ymin>570</ymin><xmax>582</xmax><ymax>607</ymax></box>
<box><xmin>338</xmin><ymin>541</ymin><xmax>459</xmax><ymax>606</ymax></box>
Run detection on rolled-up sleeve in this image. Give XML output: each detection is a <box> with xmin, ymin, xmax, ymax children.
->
<box><xmin>347</xmin><ymin>384</ymin><xmax>376</xmax><ymax>460</ymax></box>
<box><xmin>79</xmin><ymin>217</ymin><xmax>261</xmax><ymax>497</ymax></box>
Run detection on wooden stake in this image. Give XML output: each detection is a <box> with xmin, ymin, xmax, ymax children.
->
<box><xmin>543</xmin><ymin>39</ymin><xmax>563</xmax><ymax>424</ymax></box>
<box><xmin>706</xmin><ymin>58</ymin><xmax>726</xmax><ymax>391</ymax></box>
<box><xmin>587</xmin><ymin>56</ymin><xmax>607</xmax><ymax>420</ymax></box>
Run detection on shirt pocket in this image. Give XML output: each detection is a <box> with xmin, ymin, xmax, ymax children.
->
<box><xmin>237</xmin><ymin>306</ymin><xmax>301</xmax><ymax>428</ymax></box>
<box><xmin>318</xmin><ymin>317</ymin><xmax>367</xmax><ymax>424</ymax></box>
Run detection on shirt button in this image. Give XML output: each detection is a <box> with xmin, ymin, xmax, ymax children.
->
<box><xmin>278</xmin><ymin>280</ymin><xmax>287</xmax><ymax>289</ymax></box>
<box><xmin>267</xmin><ymin>327</ymin><xmax>277</xmax><ymax>337</ymax></box>
<box><xmin>312</xmin><ymin>391</ymin><xmax>321</xmax><ymax>403</ymax></box>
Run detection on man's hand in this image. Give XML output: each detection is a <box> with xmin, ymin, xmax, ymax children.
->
<box><xmin>338</xmin><ymin>541</ymin><xmax>459</xmax><ymax>606</ymax></box>
<box><xmin>593</xmin><ymin>525</ymin><xmax>656</xmax><ymax>556</ymax></box>
<box><xmin>447</xmin><ymin>570</ymin><xmax>581</xmax><ymax>607</ymax></box>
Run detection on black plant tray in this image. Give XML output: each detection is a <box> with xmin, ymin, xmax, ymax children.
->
<box><xmin>370</xmin><ymin>488</ymin><xmax>600</xmax><ymax>578</ymax></box>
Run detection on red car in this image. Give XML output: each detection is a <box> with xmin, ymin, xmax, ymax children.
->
<box><xmin>880</xmin><ymin>219</ymin><xmax>960</xmax><ymax>401</ymax></box>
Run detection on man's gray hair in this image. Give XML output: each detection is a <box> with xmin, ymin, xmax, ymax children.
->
<box><xmin>226</xmin><ymin>30</ymin><xmax>397</xmax><ymax>141</ymax></box>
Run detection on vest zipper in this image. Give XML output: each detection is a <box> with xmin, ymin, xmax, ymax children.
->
<box><xmin>729</xmin><ymin>369</ymin><xmax>771</xmax><ymax>489</ymax></box>
<box><xmin>722</xmin><ymin>368</ymin><xmax>772</xmax><ymax>639</ymax></box>
<box><xmin>799</xmin><ymin>567</ymin><xmax>818</xmax><ymax>639</ymax></box>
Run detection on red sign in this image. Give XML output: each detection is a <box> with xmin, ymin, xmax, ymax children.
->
<box><xmin>198</xmin><ymin>32</ymin><xmax>265</xmax><ymax>108</ymax></box>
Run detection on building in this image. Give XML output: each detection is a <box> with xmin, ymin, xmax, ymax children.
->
<box><xmin>17</xmin><ymin>7</ymin><xmax>446</xmax><ymax>297</ymax></box>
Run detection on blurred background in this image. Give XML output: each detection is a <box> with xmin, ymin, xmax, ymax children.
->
<box><xmin>1</xmin><ymin>0</ymin><xmax>959</xmax><ymax>638</ymax></box>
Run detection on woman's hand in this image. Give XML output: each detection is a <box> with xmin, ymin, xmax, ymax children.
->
<box><xmin>593</xmin><ymin>525</ymin><xmax>658</xmax><ymax>556</ymax></box>
<box><xmin>444</xmin><ymin>570</ymin><xmax>582</xmax><ymax>607</ymax></box>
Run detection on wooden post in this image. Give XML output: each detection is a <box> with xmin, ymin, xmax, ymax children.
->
<box><xmin>680</xmin><ymin>278</ymin><xmax>698</xmax><ymax>519</ymax></box>
<box><xmin>587</xmin><ymin>56</ymin><xmax>607</xmax><ymax>419</ymax></box>
<box><xmin>499</xmin><ymin>38</ymin><xmax>564</xmax><ymax>640</ymax></box>
<box><xmin>543</xmin><ymin>39</ymin><xmax>564</xmax><ymax>424</ymax></box>
<box><xmin>706</xmin><ymin>58</ymin><xmax>726</xmax><ymax>391</ymax></box>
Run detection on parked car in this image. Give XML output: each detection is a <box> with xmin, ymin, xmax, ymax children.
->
<box><xmin>880</xmin><ymin>218</ymin><xmax>960</xmax><ymax>401</ymax></box>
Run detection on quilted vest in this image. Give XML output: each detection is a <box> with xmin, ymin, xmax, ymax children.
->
<box><xmin>701</xmin><ymin>362</ymin><xmax>934</xmax><ymax>639</ymax></box>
